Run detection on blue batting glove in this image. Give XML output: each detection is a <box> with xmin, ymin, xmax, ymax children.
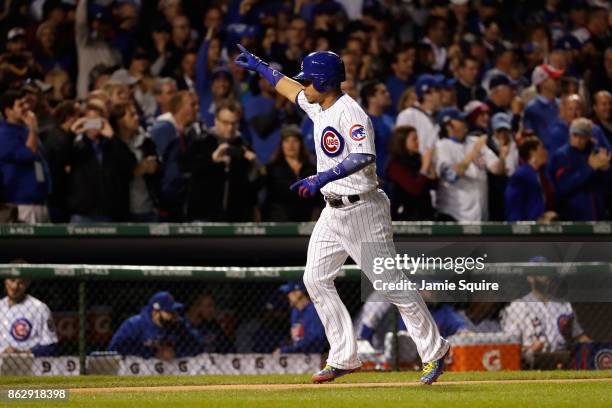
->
<box><xmin>290</xmin><ymin>175</ymin><xmax>322</xmax><ymax>199</ymax></box>
<box><xmin>234</xmin><ymin>44</ymin><xmax>267</xmax><ymax>72</ymax></box>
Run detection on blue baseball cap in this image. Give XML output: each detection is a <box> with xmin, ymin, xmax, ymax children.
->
<box><xmin>437</xmin><ymin>107</ymin><xmax>467</xmax><ymax>126</ymax></box>
<box><xmin>148</xmin><ymin>291</ymin><xmax>183</xmax><ymax>312</ymax></box>
<box><xmin>489</xmin><ymin>74</ymin><xmax>517</xmax><ymax>90</ymax></box>
<box><xmin>491</xmin><ymin>112</ymin><xmax>512</xmax><ymax>131</ymax></box>
<box><xmin>279</xmin><ymin>281</ymin><xmax>307</xmax><ymax>294</ymax></box>
<box><xmin>415</xmin><ymin>74</ymin><xmax>443</xmax><ymax>98</ymax></box>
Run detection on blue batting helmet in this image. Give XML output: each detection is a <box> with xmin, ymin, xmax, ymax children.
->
<box><xmin>293</xmin><ymin>51</ymin><xmax>346</xmax><ymax>93</ymax></box>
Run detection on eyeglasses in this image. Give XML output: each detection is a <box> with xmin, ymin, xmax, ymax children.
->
<box><xmin>217</xmin><ymin>118</ymin><xmax>239</xmax><ymax>127</ymax></box>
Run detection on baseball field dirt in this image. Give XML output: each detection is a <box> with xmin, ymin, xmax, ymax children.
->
<box><xmin>2</xmin><ymin>371</ymin><xmax>612</xmax><ymax>407</ymax></box>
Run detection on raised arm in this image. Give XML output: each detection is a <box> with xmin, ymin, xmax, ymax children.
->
<box><xmin>234</xmin><ymin>44</ymin><xmax>303</xmax><ymax>103</ymax></box>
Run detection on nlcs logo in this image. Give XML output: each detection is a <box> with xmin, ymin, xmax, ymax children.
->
<box><xmin>350</xmin><ymin>124</ymin><xmax>366</xmax><ymax>141</ymax></box>
<box><xmin>320</xmin><ymin>126</ymin><xmax>344</xmax><ymax>157</ymax></box>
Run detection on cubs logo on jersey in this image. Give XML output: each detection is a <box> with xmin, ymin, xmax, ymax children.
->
<box><xmin>349</xmin><ymin>124</ymin><xmax>366</xmax><ymax>142</ymax></box>
<box><xmin>320</xmin><ymin>126</ymin><xmax>344</xmax><ymax>157</ymax></box>
<box><xmin>10</xmin><ymin>318</ymin><xmax>32</xmax><ymax>342</ymax></box>
<box><xmin>291</xmin><ymin>323</ymin><xmax>305</xmax><ymax>342</ymax></box>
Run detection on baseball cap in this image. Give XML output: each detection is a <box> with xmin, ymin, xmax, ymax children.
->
<box><xmin>489</xmin><ymin>74</ymin><xmax>517</xmax><ymax>90</ymax></box>
<box><xmin>464</xmin><ymin>100</ymin><xmax>489</xmax><ymax>116</ymax></box>
<box><xmin>279</xmin><ymin>281</ymin><xmax>307</xmax><ymax>294</ymax></box>
<box><xmin>7</xmin><ymin>27</ymin><xmax>26</xmax><ymax>42</ymax></box>
<box><xmin>211</xmin><ymin>67</ymin><xmax>233</xmax><ymax>83</ymax></box>
<box><xmin>109</xmin><ymin>68</ymin><xmax>139</xmax><ymax>86</ymax></box>
<box><xmin>570</xmin><ymin>118</ymin><xmax>592</xmax><ymax>137</ymax></box>
<box><xmin>415</xmin><ymin>74</ymin><xmax>443</xmax><ymax>99</ymax></box>
<box><xmin>148</xmin><ymin>291</ymin><xmax>183</xmax><ymax>312</ymax></box>
<box><xmin>531</xmin><ymin>64</ymin><xmax>564</xmax><ymax>87</ymax></box>
<box><xmin>280</xmin><ymin>124</ymin><xmax>302</xmax><ymax>140</ymax></box>
<box><xmin>437</xmin><ymin>107</ymin><xmax>467</xmax><ymax>126</ymax></box>
<box><xmin>491</xmin><ymin>112</ymin><xmax>512</xmax><ymax>131</ymax></box>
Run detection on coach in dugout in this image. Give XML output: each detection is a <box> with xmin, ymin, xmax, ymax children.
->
<box><xmin>108</xmin><ymin>291</ymin><xmax>204</xmax><ymax>360</ymax></box>
<box><xmin>0</xmin><ymin>274</ymin><xmax>58</xmax><ymax>356</ymax></box>
<box><xmin>274</xmin><ymin>282</ymin><xmax>327</xmax><ymax>354</ymax></box>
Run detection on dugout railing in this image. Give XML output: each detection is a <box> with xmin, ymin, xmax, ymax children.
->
<box><xmin>1</xmin><ymin>262</ymin><xmax>611</xmax><ymax>376</ymax></box>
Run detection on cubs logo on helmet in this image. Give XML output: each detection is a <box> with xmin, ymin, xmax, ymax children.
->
<box><xmin>10</xmin><ymin>318</ymin><xmax>33</xmax><ymax>342</ymax></box>
<box><xmin>320</xmin><ymin>126</ymin><xmax>344</xmax><ymax>157</ymax></box>
<box><xmin>349</xmin><ymin>124</ymin><xmax>366</xmax><ymax>142</ymax></box>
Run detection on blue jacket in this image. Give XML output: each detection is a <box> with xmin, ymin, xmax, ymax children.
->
<box><xmin>150</xmin><ymin>120</ymin><xmax>189</xmax><ymax>213</ymax></box>
<box><xmin>385</xmin><ymin>74</ymin><xmax>411</xmax><ymax>116</ymax></box>
<box><xmin>400</xmin><ymin>304</ymin><xmax>466</xmax><ymax>338</ymax></box>
<box><xmin>108</xmin><ymin>307</ymin><xmax>204</xmax><ymax>359</ymax></box>
<box><xmin>544</xmin><ymin>118</ymin><xmax>571</xmax><ymax>155</ymax></box>
<box><xmin>244</xmin><ymin>94</ymin><xmax>282</xmax><ymax>164</ymax></box>
<box><xmin>0</xmin><ymin>121</ymin><xmax>50</xmax><ymax>204</ymax></box>
<box><xmin>549</xmin><ymin>143</ymin><xmax>610</xmax><ymax>221</ymax></box>
<box><xmin>368</xmin><ymin>113</ymin><xmax>394</xmax><ymax>178</ymax></box>
<box><xmin>523</xmin><ymin>95</ymin><xmax>559</xmax><ymax>139</ymax></box>
<box><xmin>505</xmin><ymin>163</ymin><xmax>546</xmax><ymax>221</ymax></box>
<box><xmin>280</xmin><ymin>302</ymin><xmax>327</xmax><ymax>353</ymax></box>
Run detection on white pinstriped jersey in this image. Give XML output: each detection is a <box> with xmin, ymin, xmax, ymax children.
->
<box><xmin>0</xmin><ymin>295</ymin><xmax>58</xmax><ymax>352</ymax></box>
<box><xmin>296</xmin><ymin>91</ymin><xmax>377</xmax><ymax>196</ymax></box>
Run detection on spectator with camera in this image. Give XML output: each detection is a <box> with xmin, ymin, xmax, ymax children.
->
<box><xmin>549</xmin><ymin>118</ymin><xmax>611</xmax><ymax>221</ymax></box>
<box><xmin>0</xmin><ymin>90</ymin><xmax>51</xmax><ymax>223</ymax></box>
<box><xmin>386</xmin><ymin>126</ymin><xmax>436</xmax><ymax>221</ymax></box>
<box><xmin>178</xmin><ymin>99</ymin><xmax>259</xmax><ymax>221</ymax></box>
<box><xmin>109</xmin><ymin>291</ymin><xmax>204</xmax><ymax>360</ymax></box>
<box><xmin>109</xmin><ymin>102</ymin><xmax>160</xmax><ymax>222</ymax></box>
<box><xmin>67</xmin><ymin>103</ymin><xmax>135</xmax><ymax>223</ymax></box>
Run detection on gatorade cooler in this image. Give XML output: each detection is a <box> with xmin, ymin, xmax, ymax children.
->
<box><xmin>446</xmin><ymin>333</ymin><xmax>521</xmax><ymax>371</ymax></box>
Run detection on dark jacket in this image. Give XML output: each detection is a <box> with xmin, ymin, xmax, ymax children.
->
<box><xmin>178</xmin><ymin>131</ymin><xmax>259</xmax><ymax>221</ymax></box>
<box><xmin>386</xmin><ymin>154</ymin><xmax>436</xmax><ymax>221</ymax></box>
<box><xmin>262</xmin><ymin>159</ymin><xmax>321</xmax><ymax>222</ymax></box>
<box><xmin>42</xmin><ymin>126</ymin><xmax>74</xmax><ymax>211</ymax></box>
<box><xmin>0</xmin><ymin>121</ymin><xmax>50</xmax><ymax>205</ymax></box>
<box><xmin>549</xmin><ymin>142</ymin><xmax>610</xmax><ymax>221</ymax></box>
<box><xmin>67</xmin><ymin>135</ymin><xmax>136</xmax><ymax>220</ymax></box>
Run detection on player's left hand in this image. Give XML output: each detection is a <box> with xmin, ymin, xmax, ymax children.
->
<box><xmin>234</xmin><ymin>44</ymin><xmax>266</xmax><ymax>71</ymax></box>
<box><xmin>290</xmin><ymin>175</ymin><xmax>322</xmax><ymax>198</ymax></box>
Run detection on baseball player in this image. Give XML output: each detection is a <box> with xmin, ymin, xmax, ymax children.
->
<box><xmin>0</xmin><ymin>277</ymin><xmax>58</xmax><ymax>356</ymax></box>
<box><xmin>235</xmin><ymin>45</ymin><xmax>450</xmax><ymax>384</ymax></box>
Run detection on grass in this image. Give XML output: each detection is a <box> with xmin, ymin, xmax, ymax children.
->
<box><xmin>2</xmin><ymin>371</ymin><xmax>612</xmax><ymax>407</ymax></box>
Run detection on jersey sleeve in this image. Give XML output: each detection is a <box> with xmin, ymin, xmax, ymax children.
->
<box><xmin>38</xmin><ymin>303</ymin><xmax>59</xmax><ymax>346</ymax></box>
<box><xmin>339</xmin><ymin>107</ymin><xmax>376</xmax><ymax>155</ymax></box>
<box><xmin>295</xmin><ymin>90</ymin><xmax>321</xmax><ymax>120</ymax></box>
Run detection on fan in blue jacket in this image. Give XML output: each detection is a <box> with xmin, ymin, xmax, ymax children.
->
<box><xmin>108</xmin><ymin>291</ymin><xmax>204</xmax><ymax>359</ymax></box>
<box><xmin>549</xmin><ymin>118</ymin><xmax>611</xmax><ymax>221</ymax></box>
<box><xmin>505</xmin><ymin>137</ymin><xmax>558</xmax><ymax>222</ymax></box>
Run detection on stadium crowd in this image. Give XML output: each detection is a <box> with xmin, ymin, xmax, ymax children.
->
<box><xmin>0</xmin><ymin>0</ymin><xmax>611</xmax><ymax>223</ymax></box>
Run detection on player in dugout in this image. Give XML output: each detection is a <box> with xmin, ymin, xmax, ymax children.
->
<box><xmin>274</xmin><ymin>281</ymin><xmax>327</xmax><ymax>354</ymax></box>
<box><xmin>0</xmin><ymin>268</ymin><xmax>58</xmax><ymax>356</ymax></box>
<box><xmin>108</xmin><ymin>291</ymin><xmax>204</xmax><ymax>360</ymax></box>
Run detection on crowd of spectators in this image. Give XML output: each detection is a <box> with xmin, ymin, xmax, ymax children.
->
<box><xmin>0</xmin><ymin>0</ymin><xmax>611</xmax><ymax>223</ymax></box>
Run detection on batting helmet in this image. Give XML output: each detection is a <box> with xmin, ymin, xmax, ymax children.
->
<box><xmin>293</xmin><ymin>51</ymin><xmax>346</xmax><ymax>93</ymax></box>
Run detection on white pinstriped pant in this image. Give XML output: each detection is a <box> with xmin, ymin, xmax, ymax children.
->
<box><xmin>304</xmin><ymin>189</ymin><xmax>449</xmax><ymax>369</ymax></box>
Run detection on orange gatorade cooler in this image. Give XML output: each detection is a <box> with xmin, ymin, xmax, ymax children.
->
<box><xmin>446</xmin><ymin>333</ymin><xmax>521</xmax><ymax>371</ymax></box>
